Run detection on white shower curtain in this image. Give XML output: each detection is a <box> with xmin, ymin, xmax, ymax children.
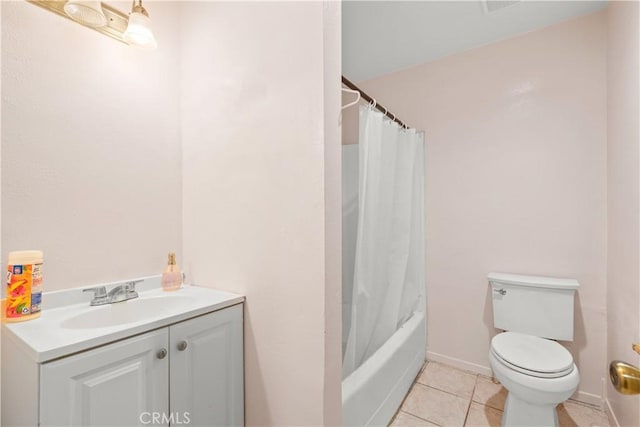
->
<box><xmin>343</xmin><ymin>105</ymin><xmax>425</xmax><ymax>378</ymax></box>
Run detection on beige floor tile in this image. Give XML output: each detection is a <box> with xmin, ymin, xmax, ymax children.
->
<box><xmin>402</xmin><ymin>383</ymin><xmax>470</xmax><ymax>427</ymax></box>
<box><xmin>390</xmin><ymin>411</ymin><xmax>439</xmax><ymax>427</ymax></box>
<box><xmin>397</xmin><ymin>361</ymin><xmax>609</xmax><ymax>427</ymax></box>
<box><xmin>464</xmin><ymin>402</ymin><xmax>503</xmax><ymax>427</ymax></box>
<box><xmin>557</xmin><ymin>400</ymin><xmax>610</xmax><ymax>427</ymax></box>
<box><xmin>417</xmin><ymin>362</ymin><xmax>478</xmax><ymax>398</ymax></box>
<box><xmin>471</xmin><ymin>376</ymin><xmax>508</xmax><ymax>411</ymax></box>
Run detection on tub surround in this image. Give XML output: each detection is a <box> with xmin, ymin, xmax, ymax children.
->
<box><xmin>342</xmin><ymin>310</ymin><xmax>426</xmax><ymax>426</ymax></box>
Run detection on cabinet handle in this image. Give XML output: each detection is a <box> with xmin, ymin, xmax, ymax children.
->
<box><xmin>157</xmin><ymin>348</ymin><xmax>167</xmax><ymax>359</ymax></box>
<box><xmin>177</xmin><ymin>340</ymin><xmax>188</xmax><ymax>351</ymax></box>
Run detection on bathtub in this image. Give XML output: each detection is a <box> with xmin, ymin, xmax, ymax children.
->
<box><xmin>342</xmin><ymin>310</ymin><xmax>427</xmax><ymax>426</ymax></box>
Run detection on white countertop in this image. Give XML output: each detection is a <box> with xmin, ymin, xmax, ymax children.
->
<box><xmin>2</xmin><ymin>278</ymin><xmax>244</xmax><ymax>363</ymax></box>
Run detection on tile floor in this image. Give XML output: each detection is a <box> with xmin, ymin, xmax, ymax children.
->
<box><xmin>389</xmin><ymin>361</ymin><xmax>611</xmax><ymax>427</ymax></box>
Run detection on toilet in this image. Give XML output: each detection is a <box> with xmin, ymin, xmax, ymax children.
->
<box><xmin>488</xmin><ymin>272</ymin><xmax>580</xmax><ymax>427</ymax></box>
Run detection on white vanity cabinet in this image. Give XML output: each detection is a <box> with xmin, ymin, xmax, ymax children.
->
<box><xmin>40</xmin><ymin>328</ymin><xmax>170</xmax><ymax>426</ymax></box>
<box><xmin>3</xmin><ymin>298</ymin><xmax>244</xmax><ymax>427</ymax></box>
<box><xmin>169</xmin><ymin>306</ymin><xmax>244</xmax><ymax>427</ymax></box>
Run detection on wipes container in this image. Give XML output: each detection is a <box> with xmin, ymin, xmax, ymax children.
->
<box><xmin>5</xmin><ymin>250</ymin><xmax>43</xmax><ymax>322</ymax></box>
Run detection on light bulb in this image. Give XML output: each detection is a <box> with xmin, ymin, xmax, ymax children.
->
<box><xmin>123</xmin><ymin>4</ymin><xmax>157</xmax><ymax>50</ymax></box>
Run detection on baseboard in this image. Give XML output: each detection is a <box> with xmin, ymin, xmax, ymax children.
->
<box><xmin>571</xmin><ymin>390</ymin><xmax>603</xmax><ymax>408</ymax></box>
<box><xmin>426</xmin><ymin>350</ymin><xmax>493</xmax><ymax>377</ymax></box>
<box><xmin>605</xmin><ymin>399</ymin><xmax>621</xmax><ymax>427</ymax></box>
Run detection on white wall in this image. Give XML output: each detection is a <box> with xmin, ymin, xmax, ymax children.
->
<box><xmin>1</xmin><ymin>1</ymin><xmax>182</xmax><ymax>291</ymax></box>
<box><xmin>606</xmin><ymin>1</ymin><xmax>640</xmax><ymax>425</ymax></box>
<box><xmin>179</xmin><ymin>2</ymin><xmax>340</xmax><ymax>425</ymax></box>
<box><xmin>2</xmin><ymin>2</ymin><xmax>342</xmax><ymax>424</ymax></box>
<box><xmin>1</xmin><ymin>2</ymin><xmax>3</xmax><ymax>420</ymax></box>
<box><xmin>362</xmin><ymin>11</ymin><xmax>607</xmax><ymax>405</ymax></box>
<box><xmin>322</xmin><ymin>1</ymin><xmax>343</xmax><ymax>424</ymax></box>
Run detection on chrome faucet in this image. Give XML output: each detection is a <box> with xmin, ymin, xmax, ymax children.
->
<box><xmin>83</xmin><ymin>280</ymin><xmax>141</xmax><ymax>306</ymax></box>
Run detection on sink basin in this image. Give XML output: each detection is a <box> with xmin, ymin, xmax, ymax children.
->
<box><xmin>2</xmin><ymin>279</ymin><xmax>245</xmax><ymax>363</ymax></box>
<box><xmin>61</xmin><ymin>295</ymin><xmax>196</xmax><ymax>329</ymax></box>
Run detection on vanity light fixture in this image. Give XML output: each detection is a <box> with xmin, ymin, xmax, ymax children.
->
<box><xmin>123</xmin><ymin>0</ymin><xmax>157</xmax><ymax>50</ymax></box>
<box><xmin>27</xmin><ymin>0</ymin><xmax>158</xmax><ymax>49</ymax></box>
<box><xmin>63</xmin><ymin>0</ymin><xmax>107</xmax><ymax>27</ymax></box>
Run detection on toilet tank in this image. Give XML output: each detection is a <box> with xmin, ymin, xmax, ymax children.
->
<box><xmin>489</xmin><ymin>272</ymin><xmax>579</xmax><ymax>341</ymax></box>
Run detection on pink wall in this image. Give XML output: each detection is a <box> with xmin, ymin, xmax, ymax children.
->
<box><xmin>1</xmin><ymin>1</ymin><xmax>182</xmax><ymax>291</ymax></box>
<box><xmin>179</xmin><ymin>2</ymin><xmax>341</xmax><ymax>425</ymax></box>
<box><xmin>606</xmin><ymin>1</ymin><xmax>640</xmax><ymax>425</ymax></box>
<box><xmin>361</xmin><ymin>11</ymin><xmax>607</xmax><ymax>404</ymax></box>
<box><xmin>323</xmin><ymin>2</ymin><xmax>343</xmax><ymax>424</ymax></box>
<box><xmin>1</xmin><ymin>2</ymin><xmax>3</xmax><ymax>421</ymax></box>
<box><xmin>2</xmin><ymin>2</ymin><xmax>343</xmax><ymax>424</ymax></box>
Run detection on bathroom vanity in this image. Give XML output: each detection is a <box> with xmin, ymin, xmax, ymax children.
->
<box><xmin>1</xmin><ymin>278</ymin><xmax>245</xmax><ymax>427</ymax></box>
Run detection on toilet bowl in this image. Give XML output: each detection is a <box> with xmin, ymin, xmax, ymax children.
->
<box><xmin>489</xmin><ymin>332</ymin><xmax>579</xmax><ymax>426</ymax></box>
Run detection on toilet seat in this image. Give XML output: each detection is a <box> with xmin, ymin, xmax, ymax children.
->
<box><xmin>491</xmin><ymin>332</ymin><xmax>574</xmax><ymax>379</ymax></box>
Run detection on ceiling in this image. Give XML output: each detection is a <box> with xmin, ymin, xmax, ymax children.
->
<box><xmin>343</xmin><ymin>0</ymin><xmax>607</xmax><ymax>82</ymax></box>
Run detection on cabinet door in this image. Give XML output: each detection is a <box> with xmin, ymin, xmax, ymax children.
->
<box><xmin>170</xmin><ymin>304</ymin><xmax>244</xmax><ymax>427</ymax></box>
<box><xmin>40</xmin><ymin>329</ymin><xmax>169</xmax><ymax>427</ymax></box>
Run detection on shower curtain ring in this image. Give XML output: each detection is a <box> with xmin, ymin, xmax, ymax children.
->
<box><xmin>371</xmin><ymin>98</ymin><xmax>377</xmax><ymax>109</ymax></box>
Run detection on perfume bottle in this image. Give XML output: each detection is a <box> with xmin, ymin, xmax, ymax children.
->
<box><xmin>161</xmin><ymin>252</ymin><xmax>182</xmax><ymax>291</ymax></box>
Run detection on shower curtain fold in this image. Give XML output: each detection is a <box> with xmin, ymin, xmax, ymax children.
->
<box><xmin>343</xmin><ymin>105</ymin><xmax>425</xmax><ymax>379</ymax></box>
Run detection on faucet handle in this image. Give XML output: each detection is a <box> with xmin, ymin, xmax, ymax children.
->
<box><xmin>124</xmin><ymin>280</ymin><xmax>142</xmax><ymax>298</ymax></box>
<box><xmin>124</xmin><ymin>279</ymin><xmax>142</xmax><ymax>291</ymax></box>
<box><xmin>83</xmin><ymin>286</ymin><xmax>107</xmax><ymax>298</ymax></box>
<box><xmin>83</xmin><ymin>286</ymin><xmax>108</xmax><ymax>305</ymax></box>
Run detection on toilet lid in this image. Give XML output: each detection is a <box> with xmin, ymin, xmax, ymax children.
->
<box><xmin>491</xmin><ymin>332</ymin><xmax>574</xmax><ymax>378</ymax></box>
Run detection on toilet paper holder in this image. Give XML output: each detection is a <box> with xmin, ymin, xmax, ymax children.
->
<box><xmin>609</xmin><ymin>343</ymin><xmax>640</xmax><ymax>395</ymax></box>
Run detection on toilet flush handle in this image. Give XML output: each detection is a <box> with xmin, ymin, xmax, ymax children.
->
<box><xmin>494</xmin><ymin>288</ymin><xmax>507</xmax><ymax>296</ymax></box>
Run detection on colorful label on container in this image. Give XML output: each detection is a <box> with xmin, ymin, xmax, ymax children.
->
<box><xmin>6</xmin><ymin>263</ymin><xmax>42</xmax><ymax>319</ymax></box>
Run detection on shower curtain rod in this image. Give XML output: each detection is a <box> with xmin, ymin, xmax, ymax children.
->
<box><xmin>342</xmin><ymin>75</ymin><xmax>409</xmax><ymax>129</ymax></box>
